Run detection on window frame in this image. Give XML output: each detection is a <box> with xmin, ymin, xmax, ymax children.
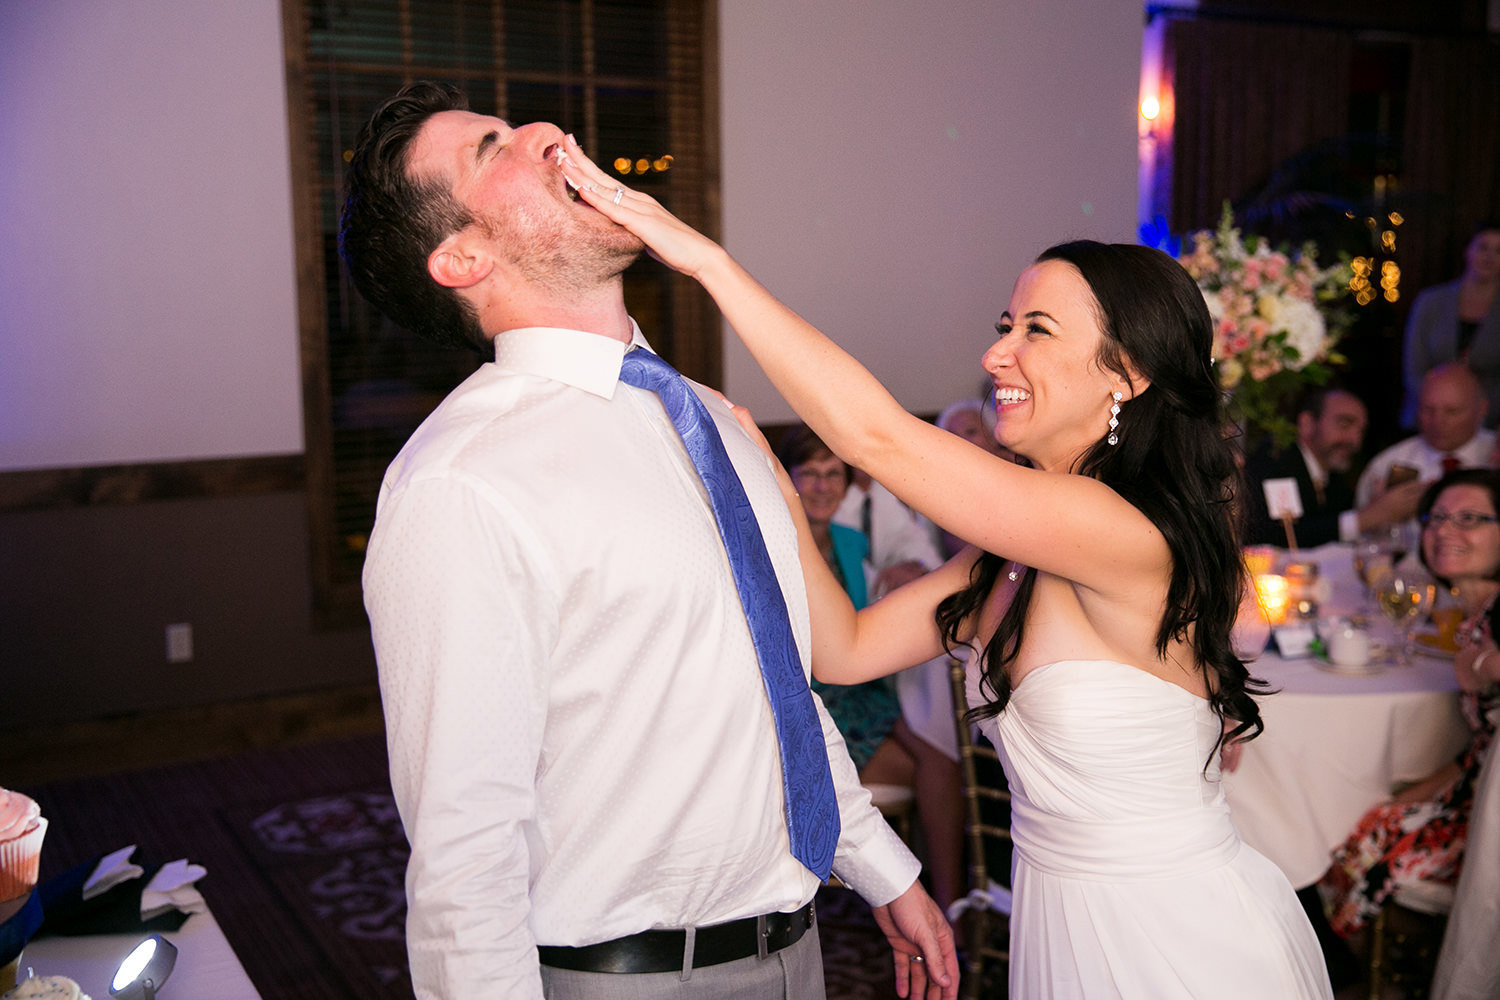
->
<box><xmin>279</xmin><ymin>0</ymin><xmax>722</xmax><ymax>625</ymax></box>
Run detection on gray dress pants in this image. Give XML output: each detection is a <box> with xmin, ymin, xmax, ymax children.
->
<box><xmin>540</xmin><ymin>920</ymin><xmax>826</xmax><ymax>1000</ymax></box>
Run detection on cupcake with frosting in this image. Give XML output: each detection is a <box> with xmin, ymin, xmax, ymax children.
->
<box><xmin>0</xmin><ymin>790</ymin><xmax>45</xmax><ymax>903</ymax></box>
<box><xmin>3</xmin><ymin>974</ymin><xmax>91</xmax><ymax>1000</ymax></box>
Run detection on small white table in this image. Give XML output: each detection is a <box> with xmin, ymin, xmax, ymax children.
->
<box><xmin>1222</xmin><ymin>543</ymin><xmax>1470</xmax><ymax>889</ymax></box>
<box><xmin>16</xmin><ymin>909</ymin><xmax>260</xmax><ymax>1000</ymax></box>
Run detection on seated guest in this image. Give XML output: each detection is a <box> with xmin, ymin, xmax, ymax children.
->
<box><xmin>1357</xmin><ymin>364</ymin><xmax>1496</xmax><ymax>512</ymax></box>
<box><xmin>1243</xmin><ymin>386</ymin><xmax>1365</xmax><ymax>547</ymax></box>
<box><xmin>1431</xmin><ymin>495</ymin><xmax>1500</xmax><ymax>1000</ymax></box>
<box><xmin>779</xmin><ymin>426</ymin><xmax>964</xmax><ymax>912</ymax></box>
<box><xmin>1243</xmin><ymin>385</ymin><xmax>1421</xmax><ymax>547</ymax></box>
<box><xmin>834</xmin><ymin>467</ymin><xmax>941</xmax><ymax>598</ymax></box>
<box><xmin>1430</xmin><ymin>679</ymin><xmax>1500</xmax><ymax>1000</ymax></box>
<box><xmin>936</xmin><ymin>397</ymin><xmax>1003</xmax><ymax>456</ymax></box>
<box><xmin>1401</xmin><ymin>220</ymin><xmax>1500</xmax><ymax>429</ymax></box>
<box><xmin>1322</xmin><ymin>470</ymin><xmax>1500</xmax><ymax>938</ymax></box>
<box><xmin>934</xmin><ymin>397</ymin><xmax>1015</xmax><ymax>558</ymax></box>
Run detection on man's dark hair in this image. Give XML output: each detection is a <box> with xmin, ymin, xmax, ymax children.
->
<box><xmin>1294</xmin><ymin>382</ymin><xmax>1357</xmax><ymax>422</ymax></box>
<box><xmin>338</xmin><ymin>82</ymin><xmax>488</xmax><ymax>353</ymax></box>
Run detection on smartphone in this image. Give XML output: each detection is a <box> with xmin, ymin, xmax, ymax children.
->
<box><xmin>1385</xmin><ymin>464</ymin><xmax>1419</xmax><ymax>488</ymax></box>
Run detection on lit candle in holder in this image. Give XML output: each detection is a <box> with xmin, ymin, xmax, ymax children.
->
<box><xmin>1252</xmin><ymin>573</ymin><xmax>1291</xmax><ymax>626</ymax></box>
<box><xmin>1242</xmin><ymin>545</ymin><xmax>1276</xmax><ymax>578</ymax></box>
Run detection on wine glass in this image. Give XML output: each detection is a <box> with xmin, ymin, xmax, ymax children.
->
<box><xmin>1353</xmin><ymin>532</ymin><xmax>1395</xmax><ymax>615</ymax></box>
<box><xmin>1374</xmin><ymin>568</ymin><xmax>1438</xmax><ymax>665</ymax></box>
<box><xmin>1386</xmin><ymin>521</ymin><xmax>1418</xmax><ymax>567</ymax></box>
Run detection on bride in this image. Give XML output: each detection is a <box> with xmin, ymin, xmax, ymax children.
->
<box><xmin>559</xmin><ymin>140</ymin><xmax>1332</xmax><ymax>999</ymax></box>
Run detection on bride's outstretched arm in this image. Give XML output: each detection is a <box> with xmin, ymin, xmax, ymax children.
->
<box><xmin>724</xmin><ymin>400</ymin><xmax>970</xmax><ymax>685</ymax></box>
<box><xmin>559</xmin><ymin>137</ymin><xmax>1164</xmax><ymax>596</ymax></box>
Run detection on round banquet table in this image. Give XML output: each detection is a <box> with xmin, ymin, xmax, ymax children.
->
<box><xmin>1221</xmin><ymin>543</ymin><xmax>1470</xmax><ymax>889</ymax></box>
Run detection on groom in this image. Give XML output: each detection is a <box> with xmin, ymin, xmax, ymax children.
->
<box><xmin>340</xmin><ymin>82</ymin><xmax>957</xmax><ymax>999</ymax></box>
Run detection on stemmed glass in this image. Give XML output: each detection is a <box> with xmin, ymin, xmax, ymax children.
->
<box><xmin>1352</xmin><ymin>533</ymin><xmax>1394</xmax><ymax>615</ymax></box>
<box><xmin>1373</xmin><ymin>567</ymin><xmax>1438</xmax><ymax>665</ymax></box>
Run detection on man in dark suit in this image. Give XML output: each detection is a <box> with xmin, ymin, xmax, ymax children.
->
<box><xmin>1242</xmin><ymin>386</ymin><xmax>1372</xmax><ymax>547</ymax></box>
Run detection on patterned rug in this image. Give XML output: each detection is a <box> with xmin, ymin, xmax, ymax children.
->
<box><xmin>24</xmin><ymin>735</ymin><xmax>908</xmax><ymax>999</ymax></box>
<box><xmin>225</xmin><ymin>788</ymin><xmax>412</xmax><ymax>998</ymax></box>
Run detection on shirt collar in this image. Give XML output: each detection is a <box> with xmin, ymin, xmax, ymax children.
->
<box><xmin>1298</xmin><ymin>442</ymin><xmax>1327</xmax><ymax>485</ymax></box>
<box><xmin>1418</xmin><ymin>433</ymin><xmax>1486</xmax><ymax>463</ymax></box>
<box><xmin>491</xmin><ymin>321</ymin><xmax>649</xmax><ymax>400</ymax></box>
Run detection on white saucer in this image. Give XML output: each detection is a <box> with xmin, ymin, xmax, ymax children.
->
<box><xmin>1411</xmin><ymin>633</ymin><xmax>1458</xmax><ymax>660</ymax></box>
<box><xmin>1313</xmin><ymin>658</ymin><xmax>1388</xmax><ymax>676</ymax></box>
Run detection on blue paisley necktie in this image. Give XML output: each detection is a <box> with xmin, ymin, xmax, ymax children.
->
<box><xmin>619</xmin><ymin>348</ymin><xmax>840</xmax><ymax>880</ymax></box>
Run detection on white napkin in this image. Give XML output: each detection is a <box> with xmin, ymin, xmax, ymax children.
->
<box><xmin>139</xmin><ymin>859</ymin><xmax>207</xmax><ymax>921</ymax></box>
<box><xmin>82</xmin><ymin>845</ymin><xmax>144</xmax><ymax>901</ymax></box>
<box><xmin>79</xmin><ymin>845</ymin><xmax>207</xmax><ymax>920</ymax></box>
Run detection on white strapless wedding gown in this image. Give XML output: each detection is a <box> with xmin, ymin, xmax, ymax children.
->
<box><xmin>972</xmin><ymin>659</ymin><xmax>1333</xmax><ymax>999</ymax></box>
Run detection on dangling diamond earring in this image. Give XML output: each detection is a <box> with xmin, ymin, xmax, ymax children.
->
<box><xmin>1107</xmin><ymin>391</ymin><xmax>1122</xmax><ymax>446</ymax></box>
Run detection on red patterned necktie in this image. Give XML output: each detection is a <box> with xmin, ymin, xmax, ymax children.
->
<box><xmin>1442</xmin><ymin>455</ymin><xmax>1462</xmax><ymax>475</ymax></box>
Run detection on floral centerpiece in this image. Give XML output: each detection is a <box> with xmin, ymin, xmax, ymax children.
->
<box><xmin>1177</xmin><ymin>204</ymin><xmax>1352</xmax><ymax>449</ymax></box>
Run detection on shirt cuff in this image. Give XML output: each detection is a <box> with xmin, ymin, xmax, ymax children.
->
<box><xmin>830</xmin><ymin>818</ymin><xmax>922</xmax><ymax>908</ymax></box>
<box><xmin>1338</xmin><ymin>509</ymin><xmax>1360</xmax><ymax>542</ymax></box>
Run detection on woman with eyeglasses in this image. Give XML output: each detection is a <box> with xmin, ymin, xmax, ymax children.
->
<box><xmin>1322</xmin><ymin>468</ymin><xmax>1500</xmax><ymax>938</ymax></box>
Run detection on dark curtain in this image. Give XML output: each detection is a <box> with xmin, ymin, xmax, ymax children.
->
<box><xmin>1164</xmin><ymin>19</ymin><xmax>1353</xmax><ymax>232</ymax></box>
<box><xmin>1400</xmin><ymin>36</ymin><xmax>1500</xmax><ymax>297</ymax></box>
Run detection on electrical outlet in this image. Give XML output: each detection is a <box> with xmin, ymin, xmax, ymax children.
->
<box><xmin>165</xmin><ymin>623</ymin><xmax>193</xmax><ymax>663</ymax></box>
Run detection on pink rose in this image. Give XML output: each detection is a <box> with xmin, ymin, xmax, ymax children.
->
<box><xmin>1248</xmin><ymin>358</ymin><xmax>1281</xmax><ymax>381</ymax></box>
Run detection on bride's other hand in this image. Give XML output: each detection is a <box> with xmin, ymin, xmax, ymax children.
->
<box><xmin>723</xmin><ymin>397</ymin><xmax>802</xmax><ymax>511</ymax></box>
<box><xmin>559</xmin><ymin>134</ymin><xmax>726</xmax><ymax>280</ymax></box>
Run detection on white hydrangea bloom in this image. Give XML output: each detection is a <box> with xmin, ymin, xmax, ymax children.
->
<box><xmin>1262</xmin><ymin>295</ymin><xmax>1326</xmax><ymax>366</ymax></box>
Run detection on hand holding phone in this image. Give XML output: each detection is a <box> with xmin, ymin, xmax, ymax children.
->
<box><xmin>1385</xmin><ymin>464</ymin><xmax>1419</xmax><ymax>488</ymax></box>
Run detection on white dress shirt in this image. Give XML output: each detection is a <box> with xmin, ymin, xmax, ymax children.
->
<box><xmin>1354</xmin><ymin>430</ymin><xmax>1497</xmax><ymax>508</ymax></box>
<box><xmin>363</xmin><ymin>325</ymin><xmax>918</xmax><ymax>999</ymax></box>
<box><xmin>833</xmin><ymin>481</ymin><xmax>943</xmax><ymax>571</ymax></box>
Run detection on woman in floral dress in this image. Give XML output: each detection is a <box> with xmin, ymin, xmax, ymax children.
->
<box><xmin>1324</xmin><ymin>469</ymin><xmax>1500</xmax><ymax>936</ymax></box>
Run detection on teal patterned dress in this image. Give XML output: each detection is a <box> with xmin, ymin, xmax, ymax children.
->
<box><xmin>811</xmin><ymin>523</ymin><xmax>901</xmax><ymax>772</ymax></box>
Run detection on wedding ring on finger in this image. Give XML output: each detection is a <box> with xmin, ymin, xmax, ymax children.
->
<box><xmin>612</xmin><ymin>187</ymin><xmax>625</xmax><ymax>205</ymax></box>
<box><xmin>910</xmin><ymin>955</ymin><xmax>924</xmax><ymax>964</ymax></box>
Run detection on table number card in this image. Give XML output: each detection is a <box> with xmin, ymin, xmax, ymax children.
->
<box><xmin>1262</xmin><ymin>478</ymin><xmax>1304</xmax><ymax>520</ymax></box>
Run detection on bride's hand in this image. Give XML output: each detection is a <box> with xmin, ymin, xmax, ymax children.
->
<box><xmin>559</xmin><ymin>134</ymin><xmax>727</xmax><ymax>281</ymax></box>
<box><xmin>721</xmin><ymin>395</ymin><xmax>802</xmax><ymax>511</ymax></box>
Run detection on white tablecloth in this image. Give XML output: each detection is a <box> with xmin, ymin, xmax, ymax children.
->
<box><xmin>17</xmin><ymin>909</ymin><xmax>260</xmax><ymax>1000</ymax></box>
<box><xmin>1222</xmin><ymin>543</ymin><xmax>1470</xmax><ymax>889</ymax></box>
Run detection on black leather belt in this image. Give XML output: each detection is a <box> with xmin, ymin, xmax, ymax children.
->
<box><xmin>537</xmin><ymin>900</ymin><xmax>816</xmax><ymax>974</ymax></box>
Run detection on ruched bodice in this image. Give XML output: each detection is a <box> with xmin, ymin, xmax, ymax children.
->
<box><xmin>971</xmin><ymin>659</ymin><xmax>1332</xmax><ymax>999</ymax></box>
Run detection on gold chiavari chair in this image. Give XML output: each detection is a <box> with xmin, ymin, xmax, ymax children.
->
<box><xmin>946</xmin><ymin>656</ymin><xmax>1011</xmax><ymax>998</ymax></box>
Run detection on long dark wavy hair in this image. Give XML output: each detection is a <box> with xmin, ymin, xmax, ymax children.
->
<box><xmin>935</xmin><ymin>241</ymin><xmax>1268</xmax><ymax>757</ymax></box>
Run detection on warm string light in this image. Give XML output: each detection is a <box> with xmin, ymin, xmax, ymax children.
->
<box><xmin>1345</xmin><ymin>209</ymin><xmax>1405</xmax><ymax>306</ymax></box>
<box><xmin>613</xmin><ymin>154</ymin><xmax>674</xmax><ymax>176</ymax></box>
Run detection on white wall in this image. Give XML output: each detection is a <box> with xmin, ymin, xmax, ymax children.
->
<box><xmin>719</xmin><ymin>0</ymin><xmax>1141</xmax><ymax>419</ymax></box>
<box><xmin>0</xmin><ymin>0</ymin><xmax>302</xmax><ymax>471</ymax></box>
<box><xmin>0</xmin><ymin>0</ymin><xmax>1139</xmax><ymax>469</ymax></box>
